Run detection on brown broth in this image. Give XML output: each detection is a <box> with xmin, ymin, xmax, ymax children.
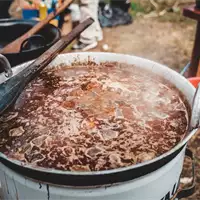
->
<box><xmin>0</xmin><ymin>62</ymin><xmax>190</xmax><ymax>171</ymax></box>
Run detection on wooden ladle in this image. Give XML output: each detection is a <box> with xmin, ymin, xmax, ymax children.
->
<box><xmin>0</xmin><ymin>0</ymin><xmax>73</xmax><ymax>54</ymax></box>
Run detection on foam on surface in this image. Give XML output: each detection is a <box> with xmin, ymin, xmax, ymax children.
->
<box><xmin>0</xmin><ymin>62</ymin><xmax>189</xmax><ymax>171</ymax></box>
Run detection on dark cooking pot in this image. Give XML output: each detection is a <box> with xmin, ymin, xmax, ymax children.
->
<box><xmin>0</xmin><ymin>19</ymin><xmax>61</xmax><ymax>68</ymax></box>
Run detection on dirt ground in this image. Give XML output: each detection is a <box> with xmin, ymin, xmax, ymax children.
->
<box><xmin>93</xmin><ymin>17</ymin><xmax>195</xmax><ymax>72</ymax></box>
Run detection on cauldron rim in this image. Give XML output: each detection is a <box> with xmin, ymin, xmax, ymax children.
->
<box><xmin>0</xmin><ymin>52</ymin><xmax>196</xmax><ymax>186</ymax></box>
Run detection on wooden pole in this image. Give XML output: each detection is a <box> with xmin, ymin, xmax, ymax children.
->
<box><xmin>188</xmin><ymin>21</ymin><xmax>200</xmax><ymax>77</ymax></box>
<box><xmin>183</xmin><ymin>5</ymin><xmax>200</xmax><ymax>77</ymax></box>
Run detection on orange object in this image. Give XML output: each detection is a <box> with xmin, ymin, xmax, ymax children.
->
<box><xmin>50</xmin><ymin>19</ymin><xmax>59</xmax><ymax>27</ymax></box>
<box><xmin>188</xmin><ymin>77</ymin><xmax>200</xmax><ymax>88</ymax></box>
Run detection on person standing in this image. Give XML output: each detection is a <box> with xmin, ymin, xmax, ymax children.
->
<box><xmin>72</xmin><ymin>0</ymin><xmax>103</xmax><ymax>51</ymax></box>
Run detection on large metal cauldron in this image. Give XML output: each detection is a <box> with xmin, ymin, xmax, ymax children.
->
<box><xmin>0</xmin><ymin>53</ymin><xmax>198</xmax><ymax>200</ymax></box>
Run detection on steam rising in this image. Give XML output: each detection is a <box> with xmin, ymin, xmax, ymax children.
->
<box><xmin>0</xmin><ymin>62</ymin><xmax>189</xmax><ymax>171</ymax></box>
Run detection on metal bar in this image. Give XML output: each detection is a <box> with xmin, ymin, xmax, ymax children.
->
<box><xmin>196</xmin><ymin>0</ymin><xmax>200</xmax><ymax>9</ymax></box>
<box><xmin>187</xmin><ymin>21</ymin><xmax>200</xmax><ymax>77</ymax></box>
<box><xmin>172</xmin><ymin>149</ymin><xmax>196</xmax><ymax>200</ymax></box>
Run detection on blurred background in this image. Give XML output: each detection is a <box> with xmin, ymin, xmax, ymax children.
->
<box><xmin>89</xmin><ymin>0</ymin><xmax>196</xmax><ymax>73</ymax></box>
<box><xmin>0</xmin><ymin>0</ymin><xmax>196</xmax><ymax>71</ymax></box>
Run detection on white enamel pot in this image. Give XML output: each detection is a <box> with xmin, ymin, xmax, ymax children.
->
<box><xmin>0</xmin><ymin>53</ymin><xmax>198</xmax><ymax>200</ymax></box>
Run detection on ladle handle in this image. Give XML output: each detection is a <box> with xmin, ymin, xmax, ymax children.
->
<box><xmin>0</xmin><ymin>54</ymin><xmax>12</xmax><ymax>78</ymax></box>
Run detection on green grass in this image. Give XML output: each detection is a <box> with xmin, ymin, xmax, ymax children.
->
<box><xmin>129</xmin><ymin>0</ymin><xmax>195</xmax><ymax>24</ymax></box>
<box><xmin>129</xmin><ymin>1</ymin><xmax>147</xmax><ymax>17</ymax></box>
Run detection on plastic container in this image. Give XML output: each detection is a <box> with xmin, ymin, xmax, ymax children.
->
<box><xmin>22</xmin><ymin>9</ymin><xmax>38</xmax><ymax>19</ymax></box>
<box><xmin>39</xmin><ymin>2</ymin><xmax>47</xmax><ymax>20</ymax></box>
<box><xmin>188</xmin><ymin>77</ymin><xmax>200</xmax><ymax>88</ymax></box>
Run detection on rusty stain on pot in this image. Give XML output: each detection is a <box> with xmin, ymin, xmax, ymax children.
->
<box><xmin>46</xmin><ymin>184</ymin><xmax>50</xmax><ymax>200</ymax></box>
<box><xmin>4</xmin><ymin>172</ymin><xmax>9</xmax><ymax>194</ymax></box>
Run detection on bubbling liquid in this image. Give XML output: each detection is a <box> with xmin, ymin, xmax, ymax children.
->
<box><xmin>0</xmin><ymin>62</ymin><xmax>190</xmax><ymax>171</ymax></box>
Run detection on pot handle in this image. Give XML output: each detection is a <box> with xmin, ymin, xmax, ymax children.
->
<box><xmin>173</xmin><ymin>148</ymin><xmax>195</xmax><ymax>199</ymax></box>
<box><xmin>190</xmin><ymin>83</ymin><xmax>200</xmax><ymax>130</ymax></box>
<box><xmin>0</xmin><ymin>54</ymin><xmax>12</xmax><ymax>78</ymax></box>
<box><xmin>20</xmin><ymin>35</ymin><xmax>47</xmax><ymax>52</ymax></box>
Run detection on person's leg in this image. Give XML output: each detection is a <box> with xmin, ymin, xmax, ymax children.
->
<box><xmin>73</xmin><ymin>0</ymin><xmax>103</xmax><ymax>51</ymax></box>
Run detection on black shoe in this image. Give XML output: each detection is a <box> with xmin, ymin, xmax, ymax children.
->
<box><xmin>72</xmin><ymin>41</ymin><xmax>98</xmax><ymax>51</ymax></box>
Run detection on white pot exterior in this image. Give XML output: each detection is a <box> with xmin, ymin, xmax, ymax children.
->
<box><xmin>0</xmin><ymin>53</ymin><xmax>195</xmax><ymax>200</ymax></box>
<box><xmin>0</xmin><ymin>147</ymin><xmax>185</xmax><ymax>200</ymax></box>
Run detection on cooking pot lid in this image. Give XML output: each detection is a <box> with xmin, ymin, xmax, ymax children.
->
<box><xmin>190</xmin><ymin>83</ymin><xmax>200</xmax><ymax>129</ymax></box>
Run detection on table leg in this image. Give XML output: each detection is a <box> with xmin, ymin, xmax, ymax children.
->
<box><xmin>187</xmin><ymin>21</ymin><xmax>200</xmax><ymax>77</ymax></box>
